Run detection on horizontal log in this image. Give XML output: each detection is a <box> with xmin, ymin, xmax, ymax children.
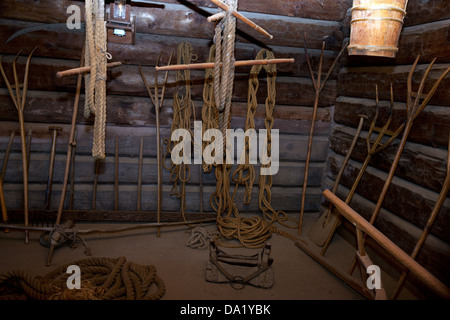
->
<box><xmin>344</xmin><ymin>19</ymin><xmax>450</xmax><ymax>66</ymax></box>
<box><xmin>0</xmin><ymin>19</ymin><xmax>343</xmax><ymax>79</ymax></box>
<box><xmin>326</xmin><ymin>180</ymin><xmax>450</xmax><ymax>287</ymax></box>
<box><xmin>338</xmin><ymin>63</ymin><xmax>450</xmax><ymax>107</ymax></box>
<box><xmin>0</xmin><ymin>89</ymin><xmax>332</xmax><ymax>136</ymax></box>
<box><xmin>5</xmin><ymin>208</ymin><xmax>216</xmax><ymax>223</ymax></box>
<box><xmin>329</xmin><ymin>125</ymin><xmax>448</xmax><ymax>193</ymax></box>
<box><xmin>333</xmin><ymin>96</ymin><xmax>450</xmax><ymax>148</ymax></box>
<box><xmin>0</xmin><ymin>0</ymin><xmax>345</xmax><ymax>51</ymax></box>
<box><xmin>0</xmin><ymin>122</ymin><xmax>331</xmax><ymax>162</ymax></box>
<box><xmin>327</xmin><ymin>154</ymin><xmax>450</xmax><ymax>243</ymax></box>
<box><xmin>403</xmin><ymin>0</ymin><xmax>450</xmax><ymax>27</ymax></box>
<box><xmin>1</xmin><ymin>182</ymin><xmax>322</xmax><ymax>214</ymax></box>
<box><xmin>0</xmin><ymin>0</ymin><xmax>352</xmax><ymax>26</ymax></box>
<box><xmin>154</xmin><ymin>58</ymin><xmax>295</xmax><ymax>71</ymax></box>
<box><xmin>0</xmin><ymin>55</ymin><xmax>338</xmax><ymax>107</ymax></box>
<box><xmin>0</xmin><ymin>151</ymin><xmax>325</xmax><ymax>188</ymax></box>
<box><xmin>153</xmin><ymin>0</ymin><xmax>353</xmax><ymax>21</ymax></box>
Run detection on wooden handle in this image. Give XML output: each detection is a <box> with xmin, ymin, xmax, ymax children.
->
<box><xmin>323</xmin><ymin>189</ymin><xmax>450</xmax><ymax>299</ymax></box>
<box><xmin>155</xmin><ymin>58</ymin><xmax>294</xmax><ymax>72</ymax></box>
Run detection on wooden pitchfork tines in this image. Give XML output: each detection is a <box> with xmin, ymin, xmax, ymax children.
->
<box><xmin>0</xmin><ymin>47</ymin><xmax>38</xmax><ymax>244</ymax></box>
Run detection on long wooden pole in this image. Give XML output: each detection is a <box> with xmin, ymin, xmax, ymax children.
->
<box><xmin>56</xmin><ymin>61</ymin><xmax>122</xmax><ymax>78</ymax></box>
<box><xmin>46</xmin><ymin>46</ymin><xmax>84</xmax><ymax>266</ymax></box>
<box><xmin>323</xmin><ymin>189</ymin><xmax>450</xmax><ymax>300</ymax></box>
<box><xmin>155</xmin><ymin>58</ymin><xmax>294</xmax><ymax>72</ymax></box>
<box><xmin>391</xmin><ymin>138</ymin><xmax>450</xmax><ymax>299</ymax></box>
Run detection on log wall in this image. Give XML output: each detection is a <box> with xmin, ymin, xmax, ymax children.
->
<box><xmin>0</xmin><ymin>0</ymin><xmax>351</xmax><ymax>222</ymax></box>
<box><xmin>324</xmin><ymin>0</ymin><xmax>450</xmax><ymax>287</ymax></box>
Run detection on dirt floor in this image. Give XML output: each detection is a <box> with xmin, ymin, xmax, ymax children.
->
<box><xmin>0</xmin><ymin>214</ymin><xmax>423</xmax><ymax>300</ymax></box>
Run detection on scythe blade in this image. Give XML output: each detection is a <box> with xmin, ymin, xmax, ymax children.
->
<box><xmin>6</xmin><ymin>22</ymin><xmax>86</xmax><ymax>44</ymax></box>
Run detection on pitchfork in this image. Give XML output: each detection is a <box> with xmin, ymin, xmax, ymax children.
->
<box><xmin>0</xmin><ymin>47</ymin><xmax>38</xmax><ymax>244</ymax></box>
<box><xmin>321</xmin><ymin>83</ymin><xmax>404</xmax><ymax>256</ymax></box>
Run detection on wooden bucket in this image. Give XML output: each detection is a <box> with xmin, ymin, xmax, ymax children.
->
<box><xmin>348</xmin><ymin>0</ymin><xmax>408</xmax><ymax>58</ymax></box>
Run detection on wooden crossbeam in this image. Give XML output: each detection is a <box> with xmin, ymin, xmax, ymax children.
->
<box><xmin>155</xmin><ymin>58</ymin><xmax>294</xmax><ymax>72</ymax></box>
<box><xmin>56</xmin><ymin>61</ymin><xmax>122</xmax><ymax>78</ymax></box>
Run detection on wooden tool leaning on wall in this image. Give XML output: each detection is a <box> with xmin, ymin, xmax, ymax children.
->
<box><xmin>321</xmin><ymin>189</ymin><xmax>450</xmax><ymax>300</ymax></box>
<box><xmin>298</xmin><ymin>35</ymin><xmax>348</xmax><ymax>235</ymax></box>
<box><xmin>0</xmin><ymin>47</ymin><xmax>38</xmax><ymax>244</ymax></box>
<box><xmin>139</xmin><ymin>50</ymin><xmax>174</xmax><ymax>238</ymax></box>
<box><xmin>46</xmin><ymin>47</ymin><xmax>85</xmax><ymax>266</ymax></box>
<box><xmin>391</xmin><ymin>135</ymin><xmax>450</xmax><ymax>299</ymax></box>
<box><xmin>319</xmin><ymin>84</ymin><xmax>404</xmax><ymax>256</ymax></box>
<box><xmin>308</xmin><ymin>114</ymin><xmax>366</xmax><ymax>246</ymax></box>
<box><xmin>347</xmin><ymin>56</ymin><xmax>450</xmax><ymax>276</ymax></box>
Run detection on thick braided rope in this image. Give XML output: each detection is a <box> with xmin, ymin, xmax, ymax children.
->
<box><xmin>0</xmin><ymin>257</ymin><xmax>165</xmax><ymax>300</ymax></box>
<box><xmin>91</xmin><ymin>1</ymin><xmax>108</xmax><ymax>160</ymax></box>
<box><xmin>84</xmin><ymin>0</ymin><xmax>96</xmax><ymax>118</ymax></box>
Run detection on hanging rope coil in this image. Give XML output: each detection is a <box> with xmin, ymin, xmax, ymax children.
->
<box><xmin>0</xmin><ymin>257</ymin><xmax>165</xmax><ymax>300</ymax></box>
<box><xmin>163</xmin><ymin>42</ymin><xmax>197</xmax><ymax>220</ymax></box>
<box><xmin>84</xmin><ymin>0</ymin><xmax>109</xmax><ymax>160</ymax></box>
<box><xmin>207</xmin><ymin>47</ymin><xmax>298</xmax><ymax>248</ymax></box>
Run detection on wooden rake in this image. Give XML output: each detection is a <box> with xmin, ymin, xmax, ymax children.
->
<box><xmin>298</xmin><ymin>34</ymin><xmax>348</xmax><ymax>235</ymax></box>
<box><xmin>139</xmin><ymin>50</ymin><xmax>174</xmax><ymax>237</ymax></box>
<box><xmin>0</xmin><ymin>47</ymin><xmax>38</xmax><ymax>244</ymax></box>
<box><xmin>348</xmin><ymin>56</ymin><xmax>450</xmax><ymax>275</ymax></box>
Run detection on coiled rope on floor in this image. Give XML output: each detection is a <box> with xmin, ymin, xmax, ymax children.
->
<box><xmin>0</xmin><ymin>257</ymin><xmax>165</xmax><ymax>300</ymax></box>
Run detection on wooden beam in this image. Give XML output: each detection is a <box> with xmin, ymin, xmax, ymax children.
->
<box><xmin>208</xmin><ymin>0</ymin><xmax>273</xmax><ymax>39</ymax></box>
<box><xmin>155</xmin><ymin>58</ymin><xmax>294</xmax><ymax>71</ymax></box>
<box><xmin>327</xmin><ymin>155</ymin><xmax>449</xmax><ymax>243</ymax></box>
<box><xmin>323</xmin><ymin>189</ymin><xmax>450</xmax><ymax>300</ymax></box>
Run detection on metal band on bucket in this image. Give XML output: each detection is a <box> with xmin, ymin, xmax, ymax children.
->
<box><xmin>351</xmin><ymin>17</ymin><xmax>405</xmax><ymax>24</ymax></box>
<box><xmin>351</xmin><ymin>4</ymin><xmax>407</xmax><ymax>15</ymax></box>
<box><xmin>347</xmin><ymin>44</ymin><xmax>399</xmax><ymax>52</ymax></box>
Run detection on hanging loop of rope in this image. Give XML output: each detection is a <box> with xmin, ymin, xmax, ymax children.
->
<box><xmin>163</xmin><ymin>42</ymin><xmax>197</xmax><ymax>221</ymax></box>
